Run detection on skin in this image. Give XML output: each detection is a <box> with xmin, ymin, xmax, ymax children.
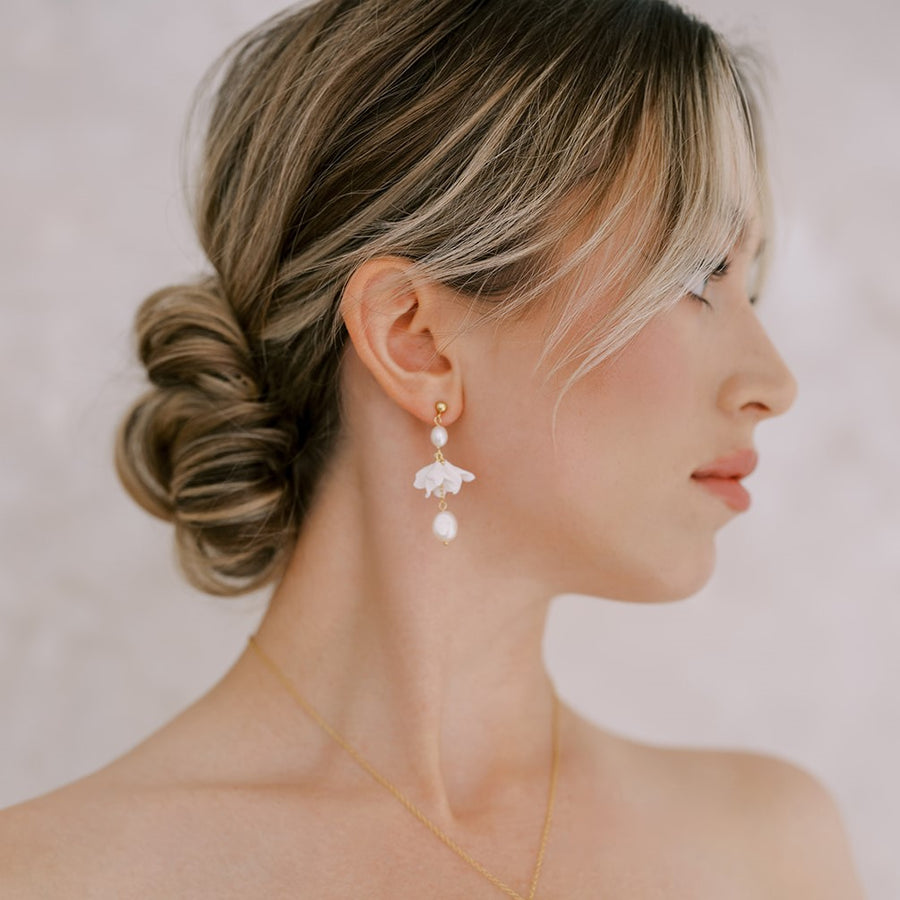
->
<box><xmin>0</xmin><ymin>211</ymin><xmax>867</xmax><ymax>898</ymax></box>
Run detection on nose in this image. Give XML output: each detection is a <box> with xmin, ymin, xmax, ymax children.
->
<box><xmin>718</xmin><ymin>317</ymin><xmax>799</xmax><ymax>421</ymax></box>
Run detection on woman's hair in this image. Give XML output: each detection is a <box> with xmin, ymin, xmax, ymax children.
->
<box><xmin>115</xmin><ymin>0</ymin><xmax>771</xmax><ymax>596</ymax></box>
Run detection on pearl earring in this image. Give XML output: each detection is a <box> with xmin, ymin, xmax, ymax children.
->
<box><xmin>412</xmin><ymin>401</ymin><xmax>476</xmax><ymax>544</ymax></box>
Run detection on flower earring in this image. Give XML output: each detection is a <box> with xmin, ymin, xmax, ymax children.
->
<box><xmin>413</xmin><ymin>401</ymin><xmax>475</xmax><ymax>544</ymax></box>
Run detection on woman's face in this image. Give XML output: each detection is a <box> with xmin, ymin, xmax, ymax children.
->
<box><xmin>461</xmin><ymin>214</ymin><xmax>798</xmax><ymax>603</ymax></box>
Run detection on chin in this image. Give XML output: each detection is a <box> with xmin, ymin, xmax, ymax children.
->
<box><xmin>556</xmin><ymin>523</ymin><xmax>717</xmax><ymax>602</ymax></box>
<box><xmin>644</xmin><ymin>548</ymin><xmax>717</xmax><ymax>602</ymax></box>
<box><xmin>572</xmin><ymin>548</ymin><xmax>716</xmax><ymax>604</ymax></box>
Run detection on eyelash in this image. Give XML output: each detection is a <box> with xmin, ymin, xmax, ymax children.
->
<box><xmin>687</xmin><ymin>258</ymin><xmax>759</xmax><ymax>307</ymax></box>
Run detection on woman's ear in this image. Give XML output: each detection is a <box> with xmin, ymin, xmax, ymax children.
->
<box><xmin>339</xmin><ymin>256</ymin><xmax>466</xmax><ymax>426</ymax></box>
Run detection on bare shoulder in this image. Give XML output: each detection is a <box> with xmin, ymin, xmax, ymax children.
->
<box><xmin>715</xmin><ymin>748</ymin><xmax>866</xmax><ymax>898</ymax></box>
<box><xmin>0</xmin><ymin>688</ymin><xmax>329</xmax><ymax>899</ymax></box>
<box><xmin>632</xmin><ymin>734</ymin><xmax>867</xmax><ymax>899</ymax></box>
<box><xmin>0</xmin><ymin>768</ymin><xmax>236</xmax><ymax>899</ymax></box>
<box><xmin>0</xmin><ymin>665</ymin><xmax>322</xmax><ymax>898</ymax></box>
<box><xmin>564</xmin><ymin>708</ymin><xmax>866</xmax><ymax>898</ymax></box>
<box><xmin>0</xmin><ymin>778</ymin><xmax>112</xmax><ymax>898</ymax></box>
<box><xmin>0</xmin><ymin>710</ymin><xmax>228</xmax><ymax>897</ymax></box>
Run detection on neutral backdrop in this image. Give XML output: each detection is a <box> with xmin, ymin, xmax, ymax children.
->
<box><xmin>1</xmin><ymin>0</ymin><xmax>898</xmax><ymax>896</ymax></box>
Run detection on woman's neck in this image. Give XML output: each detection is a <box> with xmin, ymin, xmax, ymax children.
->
<box><xmin>245</xmin><ymin>436</ymin><xmax>558</xmax><ymax>829</ymax></box>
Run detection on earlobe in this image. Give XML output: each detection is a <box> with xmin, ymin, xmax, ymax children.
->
<box><xmin>339</xmin><ymin>256</ymin><xmax>464</xmax><ymax>425</ymax></box>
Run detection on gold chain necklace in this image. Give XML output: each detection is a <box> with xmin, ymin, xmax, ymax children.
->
<box><xmin>246</xmin><ymin>634</ymin><xmax>560</xmax><ymax>899</ymax></box>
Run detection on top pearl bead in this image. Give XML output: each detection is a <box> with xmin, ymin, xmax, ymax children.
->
<box><xmin>430</xmin><ymin>425</ymin><xmax>448</xmax><ymax>448</ymax></box>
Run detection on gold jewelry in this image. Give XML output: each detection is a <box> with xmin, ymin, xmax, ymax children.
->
<box><xmin>413</xmin><ymin>400</ymin><xmax>476</xmax><ymax>544</ymax></box>
<box><xmin>246</xmin><ymin>634</ymin><xmax>559</xmax><ymax>899</ymax></box>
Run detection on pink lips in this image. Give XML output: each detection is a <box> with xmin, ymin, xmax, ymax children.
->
<box><xmin>692</xmin><ymin>475</ymin><xmax>751</xmax><ymax>511</ymax></box>
<box><xmin>692</xmin><ymin>448</ymin><xmax>758</xmax><ymax>479</ymax></box>
<box><xmin>691</xmin><ymin>448</ymin><xmax>758</xmax><ymax>512</ymax></box>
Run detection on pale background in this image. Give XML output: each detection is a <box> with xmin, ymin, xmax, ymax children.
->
<box><xmin>1</xmin><ymin>0</ymin><xmax>897</xmax><ymax>896</ymax></box>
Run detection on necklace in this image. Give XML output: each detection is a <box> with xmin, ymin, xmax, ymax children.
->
<box><xmin>246</xmin><ymin>634</ymin><xmax>560</xmax><ymax>899</ymax></box>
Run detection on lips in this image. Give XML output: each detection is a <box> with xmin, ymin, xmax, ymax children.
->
<box><xmin>692</xmin><ymin>448</ymin><xmax>758</xmax><ymax>479</ymax></box>
<box><xmin>691</xmin><ymin>448</ymin><xmax>757</xmax><ymax>512</ymax></box>
<box><xmin>692</xmin><ymin>475</ymin><xmax>752</xmax><ymax>511</ymax></box>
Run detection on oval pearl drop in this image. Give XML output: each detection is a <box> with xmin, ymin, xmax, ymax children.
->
<box><xmin>432</xmin><ymin>510</ymin><xmax>458</xmax><ymax>542</ymax></box>
<box><xmin>430</xmin><ymin>425</ymin><xmax>448</xmax><ymax>448</ymax></box>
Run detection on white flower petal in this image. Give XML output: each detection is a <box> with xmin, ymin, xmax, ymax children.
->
<box><xmin>413</xmin><ymin>459</ymin><xmax>476</xmax><ymax>499</ymax></box>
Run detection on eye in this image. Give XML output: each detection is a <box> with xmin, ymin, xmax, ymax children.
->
<box><xmin>684</xmin><ymin>272</ymin><xmax>710</xmax><ymax>298</ymax></box>
<box><xmin>683</xmin><ymin>258</ymin><xmax>729</xmax><ymax>306</ymax></box>
<box><xmin>687</xmin><ymin>289</ymin><xmax>712</xmax><ymax>308</ymax></box>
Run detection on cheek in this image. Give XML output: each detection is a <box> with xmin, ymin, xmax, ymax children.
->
<box><xmin>559</xmin><ymin>314</ymin><xmax>697</xmax><ymax>476</ymax></box>
<box><xmin>543</xmin><ymin>315</ymin><xmax>715</xmax><ymax>594</ymax></box>
<box><xmin>460</xmin><ymin>326</ymin><xmax>566</xmax><ymax>508</ymax></box>
<box><xmin>611</xmin><ymin>312</ymin><xmax>694</xmax><ymax>404</ymax></box>
<box><xmin>463</xmin><ymin>307</ymin><xmax>713</xmax><ymax>599</ymax></box>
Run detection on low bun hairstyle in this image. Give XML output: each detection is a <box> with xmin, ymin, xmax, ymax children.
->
<box><xmin>115</xmin><ymin>277</ymin><xmax>319</xmax><ymax>595</ymax></box>
<box><xmin>115</xmin><ymin>0</ymin><xmax>771</xmax><ymax>596</ymax></box>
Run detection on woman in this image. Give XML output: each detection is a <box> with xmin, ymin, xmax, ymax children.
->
<box><xmin>1</xmin><ymin>0</ymin><xmax>865</xmax><ymax>896</ymax></box>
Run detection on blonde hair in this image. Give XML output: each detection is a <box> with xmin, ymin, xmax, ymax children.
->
<box><xmin>115</xmin><ymin>0</ymin><xmax>772</xmax><ymax>596</ymax></box>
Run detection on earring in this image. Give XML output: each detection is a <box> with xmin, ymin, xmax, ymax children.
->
<box><xmin>413</xmin><ymin>401</ymin><xmax>475</xmax><ymax>544</ymax></box>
